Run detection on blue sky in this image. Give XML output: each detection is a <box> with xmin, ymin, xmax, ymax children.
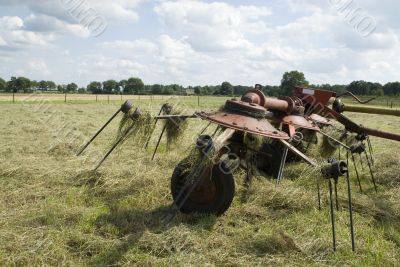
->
<box><xmin>0</xmin><ymin>0</ymin><xmax>399</xmax><ymax>86</ymax></box>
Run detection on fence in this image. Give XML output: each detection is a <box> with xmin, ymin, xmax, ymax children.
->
<box><xmin>1</xmin><ymin>93</ymin><xmax>399</xmax><ymax>109</ymax></box>
<box><xmin>0</xmin><ymin>93</ymin><xmax>233</xmax><ymax>108</ymax></box>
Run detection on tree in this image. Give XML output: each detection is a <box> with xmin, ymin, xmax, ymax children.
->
<box><xmin>0</xmin><ymin>78</ymin><xmax>5</xmax><ymax>92</ymax></box>
<box><xmin>383</xmin><ymin>82</ymin><xmax>400</xmax><ymax>96</ymax></box>
<box><xmin>118</xmin><ymin>79</ymin><xmax>127</xmax><ymax>94</ymax></box>
<box><xmin>66</xmin><ymin>83</ymin><xmax>78</xmax><ymax>92</ymax></box>
<box><xmin>102</xmin><ymin>80</ymin><xmax>118</xmax><ymax>94</ymax></box>
<box><xmin>125</xmin><ymin>77</ymin><xmax>144</xmax><ymax>95</ymax></box>
<box><xmin>194</xmin><ymin>86</ymin><xmax>202</xmax><ymax>95</ymax></box>
<box><xmin>280</xmin><ymin>70</ymin><xmax>309</xmax><ymax>95</ymax></box>
<box><xmin>6</xmin><ymin>77</ymin><xmax>17</xmax><ymax>92</ymax></box>
<box><xmin>151</xmin><ymin>84</ymin><xmax>163</xmax><ymax>95</ymax></box>
<box><xmin>220</xmin><ymin>81</ymin><xmax>233</xmax><ymax>96</ymax></box>
<box><xmin>16</xmin><ymin>77</ymin><xmax>31</xmax><ymax>93</ymax></box>
<box><xmin>78</xmin><ymin>87</ymin><xmax>86</xmax><ymax>93</ymax></box>
<box><xmin>233</xmin><ymin>85</ymin><xmax>248</xmax><ymax>96</ymax></box>
<box><xmin>38</xmin><ymin>80</ymin><xmax>48</xmax><ymax>91</ymax></box>
<box><xmin>47</xmin><ymin>81</ymin><xmax>56</xmax><ymax>91</ymax></box>
<box><xmin>87</xmin><ymin>81</ymin><xmax>102</xmax><ymax>94</ymax></box>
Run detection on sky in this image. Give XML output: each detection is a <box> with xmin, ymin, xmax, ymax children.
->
<box><xmin>0</xmin><ymin>0</ymin><xmax>399</xmax><ymax>87</ymax></box>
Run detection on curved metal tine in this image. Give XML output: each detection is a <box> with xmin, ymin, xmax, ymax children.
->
<box><xmin>367</xmin><ymin>136</ymin><xmax>375</xmax><ymax>166</ymax></box>
<box><xmin>77</xmin><ymin>108</ymin><xmax>121</xmax><ymax>156</ymax></box>
<box><xmin>276</xmin><ymin>146</ymin><xmax>289</xmax><ymax>184</ymax></box>
<box><xmin>336</xmin><ymin>91</ymin><xmax>376</xmax><ymax>104</ymax></box>
<box><xmin>199</xmin><ymin>122</ymin><xmax>212</xmax><ymax>135</ymax></box>
<box><xmin>345</xmin><ymin>170</ymin><xmax>356</xmax><ymax>251</ymax></box>
<box><xmin>93</xmin><ymin>123</ymin><xmax>136</xmax><ymax>171</ymax></box>
<box><xmin>351</xmin><ymin>153</ymin><xmax>363</xmax><ymax>193</ymax></box>
<box><xmin>359</xmin><ymin>153</ymin><xmax>365</xmax><ymax>172</ymax></box>
<box><xmin>364</xmin><ymin>151</ymin><xmax>378</xmax><ymax>193</ymax></box>
<box><xmin>328</xmin><ymin>178</ymin><xmax>337</xmax><ymax>252</ymax></box>
<box><xmin>334</xmin><ymin>178</ymin><xmax>339</xmax><ymax>211</ymax></box>
<box><xmin>144</xmin><ymin>105</ymin><xmax>166</xmax><ymax>149</ymax></box>
<box><xmin>316</xmin><ymin>176</ymin><xmax>322</xmax><ymax>210</ymax></box>
<box><xmin>151</xmin><ymin>123</ymin><xmax>167</xmax><ymax>161</ymax></box>
<box><xmin>211</xmin><ymin>126</ymin><xmax>221</xmax><ymax>138</ymax></box>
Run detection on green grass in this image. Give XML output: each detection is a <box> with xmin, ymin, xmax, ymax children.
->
<box><xmin>0</xmin><ymin>99</ymin><xmax>399</xmax><ymax>266</ymax></box>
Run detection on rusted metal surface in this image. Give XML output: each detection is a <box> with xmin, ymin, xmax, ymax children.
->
<box><xmin>308</xmin><ymin>113</ymin><xmax>332</xmax><ymax>125</ymax></box>
<box><xmin>323</xmin><ymin>105</ymin><xmax>400</xmax><ymax>142</ymax></box>
<box><xmin>294</xmin><ymin>86</ymin><xmax>337</xmax><ymax>106</ymax></box>
<box><xmin>281</xmin><ymin>115</ymin><xmax>320</xmax><ymax>131</ymax></box>
<box><xmin>241</xmin><ymin>89</ymin><xmax>267</xmax><ymax>106</ymax></box>
<box><xmin>225</xmin><ymin>99</ymin><xmax>267</xmax><ymax>118</ymax></box>
<box><xmin>195</xmin><ymin>111</ymin><xmax>290</xmax><ymax>139</ymax></box>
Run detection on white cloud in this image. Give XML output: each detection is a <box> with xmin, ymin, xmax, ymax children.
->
<box><xmin>155</xmin><ymin>0</ymin><xmax>271</xmax><ymax>52</ymax></box>
<box><xmin>100</xmin><ymin>39</ymin><xmax>159</xmax><ymax>54</ymax></box>
<box><xmin>2</xmin><ymin>0</ymin><xmax>400</xmax><ymax>86</ymax></box>
<box><xmin>24</xmin><ymin>14</ymin><xmax>90</xmax><ymax>38</ymax></box>
<box><xmin>0</xmin><ymin>16</ymin><xmax>54</xmax><ymax>48</ymax></box>
<box><xmin>28</xmin><ymin>58</ymin><xmax>49</xmax><ymax>72</ymax></box>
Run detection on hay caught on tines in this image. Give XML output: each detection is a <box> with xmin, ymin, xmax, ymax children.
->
<box><xmin>164</xmin><ymin>106</ymin><xmax>189</xmax><ymax>148</ymax></box>
<box><xmin>115</xmin><ymin>108</ymin><xmax>154</xmax><ymax>146</ymax></box>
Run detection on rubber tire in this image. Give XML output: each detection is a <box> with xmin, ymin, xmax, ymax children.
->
<box><xmin>170</xmin><ymin>160</ymin><xmax>235</xmax><ymax>216</ymax></box>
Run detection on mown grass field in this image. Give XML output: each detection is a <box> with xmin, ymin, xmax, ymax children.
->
<box><xmin>0</xmin><ymin>95</ymin><xmax>399</xmax><ymax>266</ymax></box>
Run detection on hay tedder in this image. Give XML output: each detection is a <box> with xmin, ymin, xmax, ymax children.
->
<box><xmin>77</xmin><ymin>85</ymin><xmax>400</xmax><ymax>251</ymax></box>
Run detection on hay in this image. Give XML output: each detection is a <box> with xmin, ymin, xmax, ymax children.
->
<box><xmin>115</xmin><ymin>109</ymin><xmax>154</xmax><ymax>147</ymax></box>
<box><xmin>164</xmin><ymin>106</ymin><xmax>189</xmax><ymax>148</ymax></box>
<box><xmin>244</xmin><ymin>133</ymin><xmax>266</xmax><ymax>151</ymax></box>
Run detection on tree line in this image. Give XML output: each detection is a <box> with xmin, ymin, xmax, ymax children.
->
<box><xmin>0</xmin><ymin>71</ymin><xmax>399</xmax><ymax>96</ymax></box>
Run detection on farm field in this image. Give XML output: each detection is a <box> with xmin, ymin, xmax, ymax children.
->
<box><xmin>0</xmin><ymin>96</ymin><xmax>400</xmax><ymax>266</ymax></box>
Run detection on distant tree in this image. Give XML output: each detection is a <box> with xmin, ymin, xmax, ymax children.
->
<box><xmin>102</xmin><ymin>80</ymin><xmax>118</xmax><ymax>94</ymax></box>
<box><xmin>78</xmin><ymin>87</ymin><xmax>86</xmax><ymax>94</ymax></box>
<box><xmin>118</xmin><ymin>79</ymin><xmax>127</xmax><ymax>94</ymax></box>
<box><xmin>151</xmin><ymin>84</ymin><xmax>163</xmax><ymax>95</ymax></box>
<box><xmin>163</xmin><ymin>86</ymin><xmax>174</xmax><ymax>95</ymax></box>
<box><xmin>30</xmin><ymin>80</ymin><xmax>38</xmax><ymax>91</ymax></box>
<box><xmin>262</xmin><ymin>85</ymin><xmax>281</xmax><ymax>96</ymax></box>
<box><xmin>194</xmin><ymin>86</ymin><xmax>202</xmax><ymax>95</ymax></box>
<box><xmin>38</xmin><ymin>80</ymin><xmax>48</xmax><ymax>91</ymax></box>
<box><xmin>47</xmin><ymin>81</ymin><xmax>57</xmax><ymax>91</ymax></box>
<box><xmin>6</xmin><ymin>77</ymin><xmax>17</xmax><ymax>92</ymax></box>
<box><xmin>233</xmin><ymin>85</ymin><xmax>248</xmax><ymax>96</ymax></box>
<box><xmin>280</xmin><ymin>70</ymin><xmax>309</xmax><ymax>95</ymax></box>
<box><xmin>0</xmin><ymin>77</ymin><xmax>5</xmax><ymax>92</ymax></box>
<box><xmin>124</xmin><ymin>77</ymin><xmax>144</xmax><ymax>95</ymax></box>
<box><xmin>383</xmin><ymin>82</ymin><xmax>400</xmax><ymax>96</ymax></box>
<box><xmin>66</xmin><ymin>83</ymin><xmax>78</xmax><ymax>92</ymax></box>
<box><xmin>16</xmin><ymin>77</ymin><xmax>31</xmax><ymax>93</ymax></box>
<box><xmin>87</xmin><ymin>81</ymin><xmax>102</xmax><ymax>94</ymax></box>
<box><xmin>220</xmin><ymin>81</ymin><xmax>233</xmax><ymax>96</ymax></box>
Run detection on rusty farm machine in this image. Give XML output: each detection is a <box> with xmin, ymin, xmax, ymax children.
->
<box><xmin>76</xmin><ymin>85</ymin><xmax>400</xmax><ymax>251</ymax></box>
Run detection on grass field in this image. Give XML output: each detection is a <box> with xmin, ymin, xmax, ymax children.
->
<box><xmin>0</xmin><ymin>96</ymin><xmax>399</xmax><ymax>266</ymax></box>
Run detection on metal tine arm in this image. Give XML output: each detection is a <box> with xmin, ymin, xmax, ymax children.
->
<box><xmin>77</xmin><ymin>100</ymin><xmax>133</xmax><ymax>156</ymax></box>
<box><xmin>346</xmin><ymin>169</ymin><xmax>356</xmax><ymax>251</ymax></box>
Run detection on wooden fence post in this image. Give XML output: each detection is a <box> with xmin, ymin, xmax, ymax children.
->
<box><xmin>64</xmin><ymin>93</ymin><xmax>67</xmax><ymax>102</ymax></box>
<box><xmin>13</xmin><ymin>92</ymin><xmax>15</xmax><ymax>103</ymax></box>
<box><xmin>108</xmin><ymin>95</ymin><xmax>110</xmax><ymax>104</ymax></box>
